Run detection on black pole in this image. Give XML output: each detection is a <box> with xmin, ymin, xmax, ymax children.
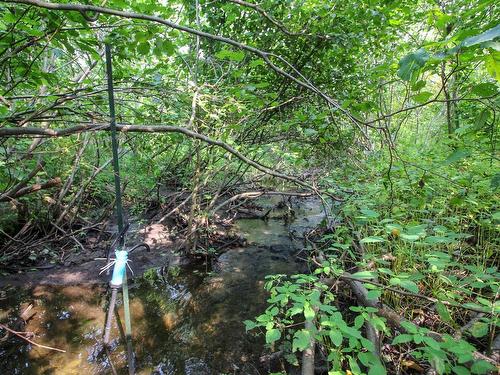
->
<box><xmin>105</xmin><ymin>43</ymin><xmax>124</xmax><ymax>246</ymax></box>
<box><xmin>104</xmin><ymin>43</ymin><xmax>134</xmax><ymax>374</ymax></box>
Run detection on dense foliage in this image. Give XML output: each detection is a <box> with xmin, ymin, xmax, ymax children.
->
<box><xmin>0</xmin><ymin>0</ymin><xmax>498</xmax><ymax>373</ymax></box>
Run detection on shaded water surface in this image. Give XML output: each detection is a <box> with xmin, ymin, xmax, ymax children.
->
<box><xmin>0</xmin><ymin>197</ymin><xmax>325</xmax><ymax>374</ymax></box>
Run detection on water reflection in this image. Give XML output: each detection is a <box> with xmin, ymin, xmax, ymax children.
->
<box><xmin>0</xmin><ymin>197</ymin><xmax>327</xmax><ymax>374</ymax></box>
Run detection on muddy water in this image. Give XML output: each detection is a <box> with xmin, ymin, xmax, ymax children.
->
<box><xmin>0</xmin><ymin>197</ymin><xmax>326</xmax><ymax>374</ymax></box>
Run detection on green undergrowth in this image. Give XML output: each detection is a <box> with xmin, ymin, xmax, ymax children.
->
<box><xmin>246</xmin><ymin>136</ymin><xmax>499</xmax><ymax>374</ymax></box>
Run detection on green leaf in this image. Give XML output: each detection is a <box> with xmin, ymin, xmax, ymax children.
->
<box><xmin>399</xmin><ymin>280</ymin><xmax>419</xmax><ymax>293</ymax></box>
<box><xmin>470</xmin><ymin>360</ymin><xmax>495</xmax><ymax>374</ymax></box>
<box><xmin>398</xmin><ymin>48</ymin><xmax>429</xmax><ymax>81</ymax></box>
<box><xmin>292</xmin><ymin>329</ymin><xmax>311</xmax><ymax>352</ymax></box>
<box><xmin>304</xmin><ymin>302</ymin><xmax>315</xmax><ymax>321</ymax></box>
<box><xmin>400</xmin><ymin>321</ymin><xmax>418</xmax><ymax>334</ymax></box>
<box><xmin>411</xmin><ymin>80</ymin><xmax>426</xmax><ymax>91</ymax></box>
<box><xmin>422</xmin><ymin>336</ymin><xmax>441</xmax><ymax>350</ymax></box>
<box><xmin>215</xmin><ymin>49</ymin><xmax>245</xmax><ymax>62</ymax></box>
<box><xmin>360</xmin><ymin>208</ymin><xmax>380</xmax><ymax>218</ymax></box>
<box><xmin>360</xmin><ymin>236</ymin><xmax>386</xmax><ymax>243</ymax></box>
<box><xmin>304</xmin><ymin>128</ymin><xmax>317</xmax><ymax>137</ymax></box>
<box><xmin>444</xmin><ymin>149</ymin><xmax>471</xmax><ymax>164</ymax></box>
<box><xmin>471</xmin><ymin>82</ymin><xmax>498</xmax><ymax>97</ymax></box>
<box><xmin>485</xmin><ymin>50</ymin><xmax>500</xmax><ymax>82</ymax></box>
<box><xmin>392</xmin><ymin>334</ymin><xmax>413</xmax><ymax>344</ymax></box>
<box><xmin>435</xmin><ymin>302</ymin><xmax>452</xmax><ymax>322</ymax></box>
<box><xmin>412</xmin><ymin>91</ymin><xmax>433</xmax><ymax>103</ymax></box>
<box><xmin>474</xmin><ymin>109</ymin><xmax>491</xmax><ymax>129</ymax></box>
<box><xmin>452</xmin><ymin>366</ymin><xmax>470</xmax><ymax>375</ymax></box>
<box><xmin>243</xmin><ymin>320</ymin><xmax>257</xmax><ymax>331</ymax></box>
<box><xmin>351</xmin><ymin>271</ymin><xmax>377</xmax><ymax>279</ymax></box>
<box><xmin>137</xmin><ymin>42</ymin><xmax>150</xmax><ymax>55</ymax></box>
<box><xmin>491</xmin><ymin>173</ymin><xmax>500</xmax><ymax>190</ymax></box>
<box><xmin>368</xmin><ymin>363</ymin><xmax>387</xmax><ymax>375</ymax></box>
<box><xmin>470</xmin><ymin>322</ymin><xmax>489</xmax><ymax>338</ymax></box>
<box><xmin>265</xmin><ymin>328</ymin><xmax>281</xmax><ymax>344</ymax></box>
<box><xmin>462</xmin><ymin>24</ymin><xmax>500</xmax><ymax>48</ymax></box>
<box><xmin>329</xmin><ymin>330</ymin><xmax>343</xmax><ymax>347</ymax></box>
<box><xmin>400</xmin><ymin>233</ymin><xmax>421</xmax><ymax>242</ymax></box>
<box><xmin>367</xmin><ymin>289</ymin><xmax>382</xmax><ymax>300</ymax></box>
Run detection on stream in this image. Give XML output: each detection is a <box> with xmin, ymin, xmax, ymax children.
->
<box><xmin>0</xmin><ymin>197</ymin><xmax>326</xmax><ymax>374</ymax></box>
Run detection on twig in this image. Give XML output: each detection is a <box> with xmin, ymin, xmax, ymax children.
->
<box><xmin>0</xmin><ymin>323</ymin><xmax>66</xmax><ymax>353</ymax></box>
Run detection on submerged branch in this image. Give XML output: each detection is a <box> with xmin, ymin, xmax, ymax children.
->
<box><xmin>0</xmin><ymin>323</ymin><xmax>66</xmax><ymax>353</ymax></box>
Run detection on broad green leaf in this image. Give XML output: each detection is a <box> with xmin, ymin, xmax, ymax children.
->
<box><xmin>470</xmin><ymin>322</ymin><xmax>489</xmax><ymax>338</ymax></box>
<box><xmin>422</xmin><ymin>336</ymin><xmax>441</xmax><ymax>350</ymax></box>
<box><xmin>292</xmin><ymin>329</ymin><xmax>311</xmax><ymax>352</ymax></box>
<box><xmin>399</xmin><ymin>280</ymin><xmax>419</xmax><ymax>293</ymax></box>
<box><xmin>462</xmin><ymin>25</ymin><xmax>500</xmax><ymax>48</ymax></box>
<box><xmin>491</xmin><ymin>174</ymin><xmax>500</xmax><ymax>190</ymax></box>
<box><xmin>367</xmin><ymin>289</ymin><xmax>381</xmax><ymax>300</ymax></box>
<box><xmin>400</xmin><ymin>321</ymin><xmax>418</xmax><ymax>333</ymax></box>
<box><xmin>411</xmin><ymin>80</ymin><xmax>426</xmax><ymax>91</ymax></box>
<box><xmin>329</xmin><ymin>330</ymin><xmax>343</xmax><ymax>347</ymax></box>
<box><xmin>368</xmin><ymin>364</ymin><xmax>387</xmax><ymax>375</ymax></box>
<box><xmin>471</xmin><ymin>83</ymin><xmax>498</xmax><ymax>97</ymax></box>
<box><xmin>412</xmin><ymin>91</ymin><xmax>433</xmax><ymax>103</ymax></box>
<box><xmin>243</xmin><ymin>320</ymin><xmax>257</xmax><ymax>331</ymax></box>
<box><xmin>137</xmin><ymin>42</ymin><xmax>150</xmax><ymax>55</ymax></box>
<box><xmin>265</xmin><ymin>328</ymin><xmax>281</xmax><ymax>344</ymax></box>
<box><xmin>398</xmin><ymin>48</ymin><xmax>429</xmax><ymax>81</ymax></box>
<box><xmin>485</xmin><ymin>50</ymin><xmax>500</xmax><ymax>82</ymax></box>
<box><xmin>452</xmin><ymin>366</ymin><xmax>470</xmax><ymax>375</ymax></box>
<box><xmin>304</xmin><ymin>128</ymin><xmax>317</xmax><ymax>137</ymax></box>
<box><xmin>470</xmin><ymin>360</ymin><xmax>495</xmax><ymax>374</ymax></box>
<box><xmin>444</xmin><ymin>149</ymin><xmax>471</xmax><ymax>164</ymax></box>
<box><xmin>474</xmin><ymin>109</ymin><xmax>490</xmax><ymax>129</ymax></box>
<box><xmin>360</xmin><ymin>208</ymin><xmax>380</xmax><ymax>218</ymax></box>
<box><xmin>392</xmin><ymin>334</ymin><xmax>413</xmax><ymax>344</ymax></box>
<box><xmin>435</xmin><ymin>302</ymin><xmax>452</xmax><ymax>322</ymax></box>
<box><xmin>400</xmin><ymin>233</ymin><xmax>420</xmax><ymax>242</ymax></box>
<box><xmin>304</xmin><ymin>302</ymin><xmax>315</xmax><ymax>321</ymax></box>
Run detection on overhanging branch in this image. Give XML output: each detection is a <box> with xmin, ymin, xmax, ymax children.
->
<box><xmin>5</xmin><ymin>0</ymin><xmax>368</xmax><ymax>129</ymax></box>
<box><xmin>0</xmin><ymin>123</ymin><xmax>341</xmax><ymax>200</ymax></box>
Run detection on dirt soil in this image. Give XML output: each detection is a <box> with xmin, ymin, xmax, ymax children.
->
<box><xmin>0</xmin><ymin>220</ymin><xmax>184</xmax><ymax>287</ymax></box>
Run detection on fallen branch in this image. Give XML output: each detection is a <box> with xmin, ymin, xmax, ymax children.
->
<box><xmin>210</xmin><ymin>190</ymin><xmax>314</xmax><ymax>215</ymax></box>
<box><xmin>0</xmin><ymin>160</ymin><xmax>46</xmax><ymax>200</ymax></box>
<box><xmin>339</xmin><ymin>273</ymin><xmax>490</xmax><ymax>314</ymax></box>
<box><xmin>0</xmin><ymin>323</ymin><xmax>66</xmax><ymax>353</ymax></box>
<box><xmin>0</xmin><ymin>178</ymin><xmax>62</xmax><ymax>202</ymax></box>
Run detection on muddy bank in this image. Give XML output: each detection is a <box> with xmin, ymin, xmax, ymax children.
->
<box><xmin>0</xmin><ymin>220</ymin><xmax>179</xmax><ymax>287</ymax></box>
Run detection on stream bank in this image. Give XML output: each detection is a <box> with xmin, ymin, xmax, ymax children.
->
<box><xmin>0</xmin><ymin>196</ymin><xmax>330</xmax><ymax>374</ymax></box>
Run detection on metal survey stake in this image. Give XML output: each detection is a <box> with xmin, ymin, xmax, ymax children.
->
<box><xmin>103</xmin><ymin>43</ymin><xmax>134</xmax><ymax>375</ymax></box>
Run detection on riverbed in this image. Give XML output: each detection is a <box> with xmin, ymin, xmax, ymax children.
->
<box><xmin>0</xmin><ymin>197</ymin><xmax>327</xmax><ymax>374</ymax></box>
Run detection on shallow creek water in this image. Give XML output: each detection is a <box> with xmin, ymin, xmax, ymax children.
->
<box><xmin>0</xmin><ymin>197</ymin><xmax>326</xmax><ymax>374</ymax></box>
